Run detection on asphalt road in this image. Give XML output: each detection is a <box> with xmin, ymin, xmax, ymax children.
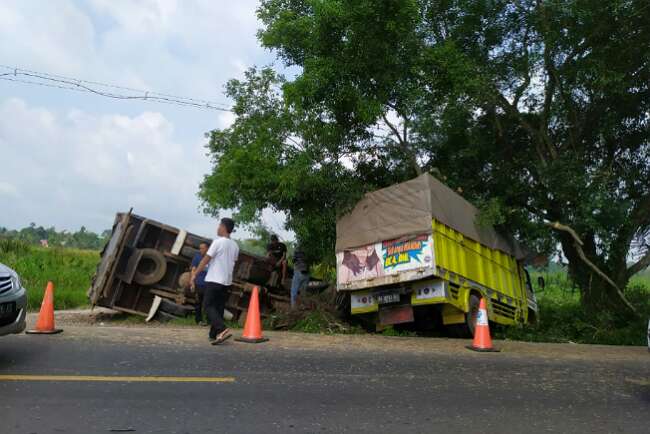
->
<box><xmin>1</xmin><ymin>325</ymin><xmax>648</xmax><ymax>434</ymax></box>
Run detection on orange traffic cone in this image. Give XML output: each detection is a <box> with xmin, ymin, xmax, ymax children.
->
<box><xmin>466</xmin><ymin>297</ymin><xmax>498</xmax><ymax>352</ymax></box>
<box><xmin>26</xmin><ymin>281</ymin><xmax>63</xmax><ymax>335</ymax></box>
<box><xmin>235</xmin><ymin>286</ymin><xmax>268</xmax><ymax>343</ymax></box>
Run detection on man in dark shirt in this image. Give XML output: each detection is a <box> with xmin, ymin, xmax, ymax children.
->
<box><xmin>266</xmin><ymin>234</ymin><xmax>288</xmax><ymax>282</ymax></box>
<box><xmin>191</xmin><ymin>242</ymin><xmax>209</xmax><ymax>325</ymax></box>
<box><xmin>290</xmin><ymin>245</ymin><xmax>309</xmax><ymax>308</ymax></box>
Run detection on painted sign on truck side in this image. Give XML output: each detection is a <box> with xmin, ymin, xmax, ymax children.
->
<box><xmin>336</xmin><ymin>234</ymin><xmax>435</xmax><ymax>290</ymax></box>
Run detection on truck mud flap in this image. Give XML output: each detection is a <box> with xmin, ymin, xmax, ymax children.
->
<box><xmin>379</xmin><ymin>304</ymin><xmax>414</xmax><ymax>326</ymax></box>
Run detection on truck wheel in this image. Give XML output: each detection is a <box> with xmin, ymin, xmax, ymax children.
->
<box><xmin>159</xmin><ymin>298</ymin><xmax>193</xmax><ymax>317</ymax></box>
<box><xmin>134</xmin><ymin>248</ymin><xmax>167</xmax><ymax>286</ymax></box>
<box><xmin>446</xmin><ymin>293</ymin><xmax>480</xmax><ymax>338</ymax></box>
<box><xmin>180</xmin><ymin>246</ymin><xmax>198</xmax><ymax>259</ymax></box>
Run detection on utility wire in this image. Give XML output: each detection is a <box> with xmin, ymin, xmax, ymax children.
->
<box><xmin>0</xmin><ymin>65</ymin><xmax>233</xmax><ymax>112</ymax></box>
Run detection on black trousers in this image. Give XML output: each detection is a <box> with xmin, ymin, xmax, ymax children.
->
<box><xmin>203</xmin><ymin>282</ymin><xmax>229</xmax><ymax>339</ymax></box>
<box><xmin>194</xmin><ymin>284</ymin><xmax>206</xmax><ymax>323</ymax></box>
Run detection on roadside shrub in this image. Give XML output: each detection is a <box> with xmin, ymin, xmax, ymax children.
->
<box><xmin>0</xmin><ymin>238</ymin><xmax>32</xmax><ymax>255</ymax></box>
<box><xmin>495</xmin><ymin>273</ymin><xmax>650</xmax><ymax>346</ymax></box>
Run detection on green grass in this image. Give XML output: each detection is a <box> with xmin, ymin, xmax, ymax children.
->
<box><xmin>494</xmin><ymin>269</ymin><xmax>650</xmax><ymax>346</ymax></box>
<box><xmin>380</xmin><ymin>326</ymin><xmax>417</xmax><ymax>337</ymax></box>
<box><xmin>0</xmin><ymin>238</ymin><xmax>98</xmax><ymax>311</ymax></box>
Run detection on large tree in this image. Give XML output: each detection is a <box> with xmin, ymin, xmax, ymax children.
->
<box><xmin>201</xmin><ymin>0</ymin><xmax>650</xmax><ymax>315</ymax></box>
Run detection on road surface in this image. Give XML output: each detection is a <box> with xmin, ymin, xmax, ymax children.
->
<box><xmin>1</xmin><ymin>322</ymin><xmax>648</xmax><ymax>433</ymax></box>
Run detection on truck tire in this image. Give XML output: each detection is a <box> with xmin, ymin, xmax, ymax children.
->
<box><xmin>155</xmin><ymin>311</ymin><xmax>177</xmax><ymax>323</ymax></box>
<box><xmin>180</xmin><ymin>246</ymin><xmax>198</xmax><ymax>260</ymax></box>
<box><xmin>446</xmin><ymin>293</ymin><xmax>480</xmax><ymax>338</ymax></box>
<box><xmin>133</xmin><ymin>248</ymin><xmax>167</xmax><ymax>286</ymax></box>
<box><xmin>159</xmin><ymin>298</ymin><xmax>193</xmax><ymax>317</ymax></box>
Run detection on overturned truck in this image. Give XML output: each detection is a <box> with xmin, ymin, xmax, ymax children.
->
<box><xmin>88</xmin><ymin>211</ymin><xmax>295</xmax><ymax>321</ymax></box>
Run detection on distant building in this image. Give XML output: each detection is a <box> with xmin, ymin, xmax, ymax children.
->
<box><xmin>39</xmin><ymin>239</ymin><xmax>49</xmax><ymax>248</ymax></box>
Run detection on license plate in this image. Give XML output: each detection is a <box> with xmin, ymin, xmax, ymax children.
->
<box><xmin>376</xmin><ymin>292</ymin><xmax>400</xmax><ymax>304</ymax></box>
<box><xmin>0</xmin><ymin>302</ymin><xmax>15</xmax><ymax>316</ymax></box>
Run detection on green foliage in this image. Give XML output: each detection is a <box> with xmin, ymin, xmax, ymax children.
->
<box><xmin>0</xmin><ymin>239</ymin><xmax>98</xmax><ymax>310</ymax></box>
<box><xmin>495</xmin><ymin>270</ymin><xmax>650</xmax><ymax>345</ymax></box>
<box><xmin>381</xmin><ymin>326</ymin><xmax>417</xmax><ymax>337</ymax></box>
<box><xmin>201</xmin><ymin>0</ymin><xmax>650</xmax><ymax>317</ymax></box>
<box><xmin>289</xmin><ymin>310</ymin><xmax>336</xmax><ymax>334</ymax></box>
<box><xmin>309</xmin><ymin>262</ymin><xmax>336</xmax><ymax>281</ymax></box>
<box><xmin>0</xmin><ymin>223</ymin><xmax>110</xmax><ymax>250</ymax></box>
<box><xmin>199</xmin><ymin>67</ymin><xmax>371</xmax><ymax>265</ymax></box>
<box><xmin>236</xmin><ymin>224</ymin><xmax>295</xmax><ymax>257</ymax></box>
<box><xmin>475</xmin><ymin>197</ymin><xmax>507</xmax><ymax>228</ymax></box>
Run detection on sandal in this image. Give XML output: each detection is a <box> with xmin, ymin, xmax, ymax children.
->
<box><xmin>211</xmin><ymin>329</ymin><xmax>232</xmax><ymax>345</ymax></box>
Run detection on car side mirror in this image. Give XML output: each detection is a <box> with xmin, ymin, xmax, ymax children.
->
<box><xmin>537</xmin><ymin>276</ymin><xmax>546</xmax><ymax>290</ymax></box>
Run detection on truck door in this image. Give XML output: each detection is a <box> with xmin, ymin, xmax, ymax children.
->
<box><xmin>523</xmin><ymin>268</ymin><xmax>538</xmax><ymax>316</ymax></box>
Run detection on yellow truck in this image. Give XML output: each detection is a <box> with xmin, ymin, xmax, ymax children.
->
<box><xmin>336</xmin><ymin>174</ymin><xmax>538</xmax><ymax>337</ymax></box>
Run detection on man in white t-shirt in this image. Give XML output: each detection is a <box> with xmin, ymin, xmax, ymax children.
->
<box><xmin>191</xmin><ymin>217</ymin><xmax>239</xmax><ymax>345</ymax></box>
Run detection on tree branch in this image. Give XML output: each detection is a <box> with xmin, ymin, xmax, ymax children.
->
<box><xmin>513</xmin><ymin>27</ymin><xmax>531</xmax><ymax>108</ymax></box>
<box><xmin>630</xmin><ymin>195</ymin><xmax>650</xmax><ymax>227</ymax></box>
<box><xmin>381</xmin><ymin>113</ymin><xmax>422</xmax><ymax>175</ymax></box>
<box><xmin>381</xmin><ymin>113</ymin><xmax>405</xmax><ymax>144</ymax></box>
<box><xmin>545</xmin><ymin>221</ymin><xmax>583</xmax><ymax>246</ymax></box>
<box><xmin>495</xmin><ymin>93</ymin><xmax>553</xmax><ymax>163</ymax></box>
<box><xmin>544</xmin><ymin>221</ymin><xmax>639</xmax><ymax>316</ymax></box>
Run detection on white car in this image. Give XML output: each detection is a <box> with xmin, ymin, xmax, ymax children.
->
<box><xmin>0</xmin><ymin>263</ymin><xmax>27</xmax><ymax>335</ymax></box>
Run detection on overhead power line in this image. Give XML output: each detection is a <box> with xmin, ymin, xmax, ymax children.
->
<box><xmin>0</xmin><ymin>64</ymin><xmax>233</xmax><ymax>112</ymax></box>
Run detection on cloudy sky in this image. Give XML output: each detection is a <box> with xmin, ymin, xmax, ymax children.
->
<box><xmin>0</xmin><ymin>0</ymin><xmax>289</xmax><ymax>239</ymax></box>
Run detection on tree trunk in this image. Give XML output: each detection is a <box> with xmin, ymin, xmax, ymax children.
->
<box><xmin>559</xmin><ymin>235</ymin><xmax>632</xmax><ymax>317</ymax></box>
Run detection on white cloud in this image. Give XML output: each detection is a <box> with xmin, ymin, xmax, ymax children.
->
<box><xmin>0</xmin><ymin>1</ymin><xmax>98</xmax><ymax>79</ymax></box>
<box><xmin>0</xmin><ymin>97</ymin><xmax>292</xmax><ymax>239</ymax></box>
<box><xmin>0</xmin><ymin>97</ymin><xmax>212</xmax><ymax>232</ymax></box>
<box><xmin>0</xmin><ymin>1</ymin><xmax>292</xmax><ymax>240</ymax></box>
<box><xmin>0</xmin><ymin>181</ymin><xmax>20</xmax><ymax>198</ymax></box>
<box><xmin>0</xmin><ymin>0</ymin><xmax>271</xmax><ymax>98</ymax></box>
<box><xmin>216</xmin><ymin>110</ymin><xmax>237</xmax><ymax>129</ymax></box>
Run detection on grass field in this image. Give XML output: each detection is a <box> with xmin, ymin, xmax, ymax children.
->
<box><xmin>494</xmin><ymin>269</ymin><xmax>650</xmax><ymax>346</ymax></box>
<box><xmin>0</xmin><ymin>239</ymin><xmax>98</xmax><ymax>310</ymax></box>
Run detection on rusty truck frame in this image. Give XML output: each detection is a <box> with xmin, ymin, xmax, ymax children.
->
<box><xmin>88</xmin><ymin>211</ymin><xmax>291</xmax><ymax>321</ymax></box>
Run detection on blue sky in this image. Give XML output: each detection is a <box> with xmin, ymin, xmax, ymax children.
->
<box><xmin>0</xmin><ymin>0</ymin><xmax>290</xmax><ymax>239</ymax></box>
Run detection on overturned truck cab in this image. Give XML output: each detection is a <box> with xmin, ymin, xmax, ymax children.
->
<box><xmin>88</xmin><ymin>211</ymin><xmax>289</xmax><ymax>321</ymax></box>
<box><xmin>336</xmin><ymin>174</ymin><xmax>539</xmax><ymax>337</ymax></box>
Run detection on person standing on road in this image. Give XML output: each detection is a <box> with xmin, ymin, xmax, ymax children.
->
<box><xmin>191</xmin><ymin>218</ymin><xmax>239</xmax><ymax>345</ymax></box>
<box><xmin>190</xmin><ymin>242</ymin><xmax>209</xmax><ymax>325</ymax></box>
<box><xmin>290</xmin><ymin>245</ymin><xmax>310</xmax><ymax>308</ymax></box>
<box><xmin>267</xmin><ymin>234</ymin><xmax>288</xmax><ymax>284</ymax></box>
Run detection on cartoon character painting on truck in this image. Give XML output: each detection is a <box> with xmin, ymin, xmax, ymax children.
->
<box><xmin>336</xmin><ymin>174</ymin><xmax>539</xmax><ymax>337</ymax></box>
